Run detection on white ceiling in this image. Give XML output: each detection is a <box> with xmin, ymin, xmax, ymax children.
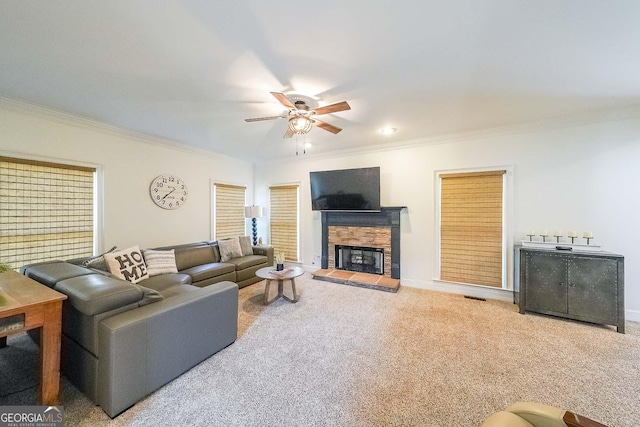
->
<box><xmin>1</xmin><ymin>1</ymin><xmax>640</xmax><ymax>161</ymax></box>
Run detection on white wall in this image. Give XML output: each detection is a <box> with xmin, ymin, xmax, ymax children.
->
<box><xmin>0</xmin><ymin>99</ymin><xmax>254</xmax><ymax>250</ymax></box>
<box><xmin>3</xmin><ymin>98</ymin><xmax>638</xmax><ymax>320</ymax></box>
<box><xmin>255</xmin><ymin>113</ymin><xmax>640</xmax><ymax>321</ymax></box>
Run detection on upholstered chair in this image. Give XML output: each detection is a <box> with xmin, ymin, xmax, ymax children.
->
<box><xmin>481</xmin><ymin>402</ymin><xmax>607</xmax><ymax>427</ymax></box>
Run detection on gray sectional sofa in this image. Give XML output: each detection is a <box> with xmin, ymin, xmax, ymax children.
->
<box><xmin>21</xmin><ymin>240</ymin><xmax>273</xmax><ymax>418</ymax></box>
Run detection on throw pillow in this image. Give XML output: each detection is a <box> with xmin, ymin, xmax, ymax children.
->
<box><xmin>218</xmin><ymin>237</ymin><xmax>243</xmax><ymax>262</ymax></box>
<box><xmin>104</xmin><ymin>245</ymin><xmax>150</xmax><ymax>284</ymax></box>
<box><xmin>82</xmin><ymin>246</ymin><xmax>118</xmax><ymax>271</ymax></box>
<box><xmin>142</xmin><ymin>249</ymin><xmax>178</xmax><ymax>277</ymax></box>
<box><xmin>239</xmin><ymin>236</ymin><xmax>253</xmax><ymax>257</ymax></box>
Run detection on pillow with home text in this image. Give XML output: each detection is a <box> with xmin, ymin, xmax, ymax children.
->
<box><xmin>104</xmin><ymin>245</ymin><xmax>149</xmax><ymax>284</ymax></box>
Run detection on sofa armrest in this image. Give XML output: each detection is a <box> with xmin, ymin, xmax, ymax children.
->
<box><xmin>56</xmin><ymin>274</ymin><xmax>142</xmax><ymax>315</ymax></box>
<box><xmin>253</xmin><ymin>245</ymin><xmax>274</xmax><ymax>266</ymax></box>
<box><xmin>482</xmin><ymin>402</ymin><xmax>607</xmax><ymax>427</ymax></box>
<box><xmin>505</xmin><ymin>402</ymin><xmax>567</xmax><ymax>426</ymax></box>
<box><xmin>96</xmin><ymin>281</ymin><xmax>238</xmax><ymax>418</ymax></box>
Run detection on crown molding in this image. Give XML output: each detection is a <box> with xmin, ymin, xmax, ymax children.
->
<box><xmin>4</xmin><ymin>95</ymin><xmax>640</xmax><ymax>166</ymax></box>
<box><xmin>0</xmin><ymin>95</ymin><xmax>241</xmax><ymax>161</ymax></box>
<box><xmin>258</xmin><ymin>103</ymin><xmax>640</xmax><ymax>164</ymax></box>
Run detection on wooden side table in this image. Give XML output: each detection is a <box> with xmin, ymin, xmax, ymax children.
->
<box><xmin>256</xmin><ymin>266</ymin><xmax>304</xmax><ymax>305</ymax></box>
<box><xmin>0</xmin><ymin>269</ymin><xmax>67</xmax><ymax>405</ymax></box>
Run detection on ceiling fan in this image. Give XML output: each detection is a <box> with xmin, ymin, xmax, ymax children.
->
<box><xmin>245</xmin><ymin>92</ymin><xmax>351</xmax><ymax>138</ymax></box>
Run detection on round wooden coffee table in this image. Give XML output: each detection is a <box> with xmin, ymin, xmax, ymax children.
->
<box><xmin>256</xmin><ymin>266</ymin><xmax>305</xmax><ymax>305</ymax></box>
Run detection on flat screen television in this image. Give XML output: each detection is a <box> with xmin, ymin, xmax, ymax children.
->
<box><xmin>310</xmin><ymin>167</ymin><xmax>381</xmax><ymax>211</ymax></box>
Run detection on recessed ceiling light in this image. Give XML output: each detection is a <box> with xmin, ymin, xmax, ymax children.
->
<box><xmin>304</xmin><ymin>142</ymin><xmax>312</xmax><ymax>149</ymax></box>
<box><xmin>380</xmin><ymin>127</ymin><xmax>397</xmax><ymax>135</ymax></box>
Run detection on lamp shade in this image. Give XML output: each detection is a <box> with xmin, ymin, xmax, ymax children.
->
<box><xmin>288</xmin><ymin>116</ymin><xmax>313</xmax><ymax>134</ymax></box>
<box><xmin>244</xmin><ymin>205</ymin><xmax>262</xmax><ymax>218</ymax></box>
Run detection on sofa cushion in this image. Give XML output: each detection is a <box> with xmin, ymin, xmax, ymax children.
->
<box><xmin>104</xmin><ymin>246</ymin><xmax>150</xmax><ymax>284</ymax></box>
<box><xmin>22</xmin><ymin>261</ymin><xmax>94</xmax><ymax>288</ymax></box>
<box><xmin>158</xmin><ymin>284</ymin><xmax>199</xmax><ymax>298</ymax></box>
<box><xmin>173</xmin><ymin>244</ymin><xmax>216</xmax><ymax>270</ymax></box>
<box><xmin>55</xmin><ymin>274</ymin><xmax>143</xmax><ymax>316</ymax></box>
<box><xmin>236</xmin><ymin>263</ymin><xmax>268</xmax><ymax>282</ymax></box>
<box><xmin>218</xmin><ymin>237</ymin><xmax>243</xmax><ymax>262</ymax></box>
<box><xmin>139</xmin><ymin>273</ymin><xmax>192</xmax><ymax>292</ymax></box>
<box><xmin>239</xmin><ymin>236</ymin><xmax>253</xmax><ymax>257</ymax></box>
<box><xmin>227</xmin><ymin>255</ymin><xmax>267</xmax><ymax>270</ymax></box>
<box><xmin>180</xmin><ymin>262</ymin><xmax>235</xmax><ymax>283</ymax></box>
<box><xmin>203</xmin><ymin>241</ymin><xmax>222</xmax><ymax>262</ymax></box>
<box><xmin>142</xmin><ymin>249</ymin><xmax>178</xmax><ymax>277</ymax></box>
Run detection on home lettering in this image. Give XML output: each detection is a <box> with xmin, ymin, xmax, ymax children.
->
<box><xmin>115</xmin><ymin>252</ymin><xmax>147</xmax><ymax>281</ymax></box>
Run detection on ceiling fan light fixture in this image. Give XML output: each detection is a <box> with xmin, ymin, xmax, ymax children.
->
<box><xmin>380</xmin><ymin>127</ymin><xmax>397</xmax><ymax>135</ymax></box>
<box><xmin>289</xmin><ymin>116</ymin><xmax>313</xmax><ymax>134</ymax></box>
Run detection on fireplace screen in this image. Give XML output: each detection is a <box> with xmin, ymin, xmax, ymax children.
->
<box><xmin>335</xmin><ymin>245</ymin><xmax>384</xmax><ymax>275</ymax></box>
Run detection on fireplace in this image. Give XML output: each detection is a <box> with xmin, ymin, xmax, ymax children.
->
<box><xmin>335</xmin><ymin>245</ymin><xmax>384</xmax><ymax>275</ymax></box>
<box><xmin>321</xmin><ymin>207</ymin><xmax>405</xmax><ymax>279</ymax></box>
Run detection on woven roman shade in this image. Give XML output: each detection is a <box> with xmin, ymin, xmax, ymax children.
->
<box><xmin>0</xmin><ymin>156</ymin><xmax>95</xmax><ymax>270</ymax></box>
<box><xmin>214</xmin><ymin>183</ymin><xmax>246</xmax><ymax>240</ymax></box>
<box><xmin>440</xmin><ymin>170</ymin><xmax>505</xmax><ymax>287</ymax></box>
<box><xmin>269</xmin><ymin>185</ymin><xmax>299</xmax><ymax>262</ymax></box>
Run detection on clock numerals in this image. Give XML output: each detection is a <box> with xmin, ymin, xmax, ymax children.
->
<box><xmin>150</xmin><ymin>175</ymin><xmax>188</xmax><ymax>210</ymax></box>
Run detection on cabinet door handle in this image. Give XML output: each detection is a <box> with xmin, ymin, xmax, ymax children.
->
<box><xmin>559</xmin><ymin>282</ymin><xmax>565</xmax><ymax>286</ymax></box>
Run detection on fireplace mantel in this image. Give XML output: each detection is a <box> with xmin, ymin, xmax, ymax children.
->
<box><xmin>321</xmin><ymin>207</ymin><xmax>405</xmax><ymax>279</ymax></box>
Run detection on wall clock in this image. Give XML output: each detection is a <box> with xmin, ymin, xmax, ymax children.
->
<box><xmin>150</xmin><ymin>175</ymin><xmax>188</xmax><ymax>209</ymax></box>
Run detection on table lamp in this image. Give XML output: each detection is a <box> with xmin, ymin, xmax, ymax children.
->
<box><xmin>244</xmin><ymin>205</ymin><xmax>263</xmax><ymax>245</ymax></box>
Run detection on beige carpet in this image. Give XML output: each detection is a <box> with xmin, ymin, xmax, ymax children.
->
<box><xmin>2</xmin><ymin>274</ymin><xmax>639</xmax><ymax>426</ymax></box>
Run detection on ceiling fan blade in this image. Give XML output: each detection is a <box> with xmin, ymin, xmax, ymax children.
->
<box><xmin>270</xmin><ymin>92</ymin><xmax>296</xmax><ymax>109</ymax></box>
<box><xmin>313</xmin><ymin>119</ymin><xmax>342</xmax><ymax>134</ymax></box>
<box><xmin>244</xmin><ymin>115</ymin><xmax>285</xmax><ymax>122</ymax></box>
<box><xmin>283</xmin><ymin>127</ymin><xmax>295</xmax><ymax>138</ymax></box>
<box><xmin>313</xmin><ymin>101</ymin><xmax>351</xmax><ymax>116</ymax></box>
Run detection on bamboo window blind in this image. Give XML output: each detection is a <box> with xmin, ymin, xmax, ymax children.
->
<box><xmin>440</xmin><ymin>170</ymin><xmax>505</xmax><ymax>287</ymax></box>
<box><xmin>0</xmin><ymin>157</ymin><xmax>95</xmax><ymax>270</ymax></box>
<box><xmin>269</xmin><ymin>185</ymin><xmax>299</xmax><ymax>262</ymax></box>
<box><xmin>214</xmin><ymin>183</ymin><xmax>246</xmax><ymax>240</ymax></box>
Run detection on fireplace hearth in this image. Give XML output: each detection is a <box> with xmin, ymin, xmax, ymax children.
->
<box><xmin>336</xmin><ymin>245</ymin><xmax>384</xmax><ymax>275</ymax></box>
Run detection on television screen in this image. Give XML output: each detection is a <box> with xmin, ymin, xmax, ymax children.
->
<box><xmin>310</xmin><ymin>167</ymin><xmax>381</xmax><ymax>211</ymax></box>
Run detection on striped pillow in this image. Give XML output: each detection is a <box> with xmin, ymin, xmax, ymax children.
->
<box><xmin>82</xmin><ymin>245</ymin><xmax>118</xmax><ymax>271</ymax></box>
<box><xmin>142</xmin><ymin>249</ymin><xmax>178</xmax><ymax>277</ymax></box>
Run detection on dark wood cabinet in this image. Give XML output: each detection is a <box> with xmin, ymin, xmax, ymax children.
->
<box><xmin>514</xmin><ymin>246</ymin><xmax>624</xmax><ymax>333</ymax></box>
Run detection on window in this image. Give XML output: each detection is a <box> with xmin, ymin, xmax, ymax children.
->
<box><xmin>439</xmin><ymin>170</ymin><xmax>506</xmax><ymax>287</ymax></box>
<box><xmin>0</xmin><ymin>156</ymin><xmax>95</xmax><ymax>269</ymax></box>
<box><xmin>269</xmin><ymin>184</ymin><xmax>299</xmax><ymax>262</ymax></box>
<box><xmin>214</xmin><ymin>183</ymin><xmax>246</xmax><ymax>239</ymax></box>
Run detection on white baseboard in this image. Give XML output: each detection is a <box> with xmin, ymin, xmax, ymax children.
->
<box><xmin>626</xmin><ymin>309</ymin><xmax>640</xmax><ymax>322</ymax></box>
<box><xmin>400</xmin><ymin>278</ymin><xmax>514</xmax><ymax>302</ymax></box>
<box><xmin>301</xmin><ymin>264</ymin><xmax>320</xmax><ymax>273</ymax></box>
<box><xmin>304</xmin><ymin>272</ymin><xmax>640</xmax><ymax>322</ymax></box>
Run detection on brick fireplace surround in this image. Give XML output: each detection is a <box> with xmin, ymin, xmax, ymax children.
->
<box><xmin>329</xmin><ymin>227</ymin><xmax>391</xmax><ymax>277</ymax></box>
<box><xmin>321</xmin><ymin>207</ymin><xmax>405</xmax><ymax>279</ymax></box>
